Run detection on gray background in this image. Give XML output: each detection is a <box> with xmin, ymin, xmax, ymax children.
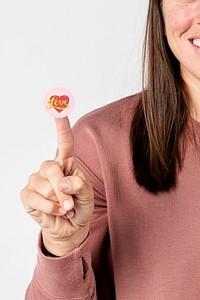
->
<box><xmin>0</xmin><ymin>0</ymin><xmax>148</xmax><ymax>298</ymax></box>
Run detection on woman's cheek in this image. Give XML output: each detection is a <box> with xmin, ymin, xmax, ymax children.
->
<box><xmin>163</xmin><ymin>4</ymin><xmax>192</xmax><ymax>36</ymax></box>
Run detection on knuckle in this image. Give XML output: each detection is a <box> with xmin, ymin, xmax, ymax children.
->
<box><xmin>28</xmin><ymin>172</ymin><xmax>38</xmax><ymax>185</ymax></box>
<box><xmin>41</xmin><ymin>160</ymin><xmax>60</xmax><ymax>177</ymax></box>
<box><xmin>20</xmin><ymin>188</ymin><xmax>34</xmax><ymax>212</ymax></box>
<box><xmin>42</xmin><ymin>187</ymin><xmax>55</xmax><ymax>200</ymax></box>
<box><xmin>20</xmin><ymin>186</ymin><xmax>32</xmax><ymax>200</ymax></box>
<box><xmin>40</xmin><ymin>160</ymin><xmax>52</xmax><ymax>171</ymax></box>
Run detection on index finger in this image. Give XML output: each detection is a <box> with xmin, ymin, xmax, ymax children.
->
<box><xmin>55</xmin><ymin>117</ymin><xmax>74</xmax><ymax>165</ymax></box>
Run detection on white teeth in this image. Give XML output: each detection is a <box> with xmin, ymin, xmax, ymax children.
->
<box><xmin>192</xmin><ymin>39</ymin><xmax>200</xmax><ymax>48</ymax></box>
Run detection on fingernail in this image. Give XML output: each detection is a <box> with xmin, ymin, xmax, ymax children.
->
<box><xmin>63</xmin><ymin>200</ymin><xmax>72</xmax><ymax>211</ymax></box>
<box><xmin>58</xmin><ymin>207</ymin><xmax>66</xmax><ymax>215</ymax></box>
<box><xmin>60</xmin><ymin>180</ymin><xmax>70</xmax><ymax>191</ymax></box>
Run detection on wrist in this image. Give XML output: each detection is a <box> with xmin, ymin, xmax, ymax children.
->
<box><xmin>42</xmin><ymin>228</ymin><xmax>89</xmax><ymax>257</ymax></box>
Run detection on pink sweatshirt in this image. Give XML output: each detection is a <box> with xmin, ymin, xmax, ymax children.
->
<box><xmin>26</xmin><ymin>93</ymin><xmax>200</xmax><ymax>299</ymax></box>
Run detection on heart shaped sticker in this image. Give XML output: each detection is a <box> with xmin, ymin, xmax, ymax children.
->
<box><xmin>44</xmin><ymin>88</ymin><xmax>74</xmax><ymax>118</ymax></box>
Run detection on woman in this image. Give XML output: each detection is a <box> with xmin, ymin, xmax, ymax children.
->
<box><xmin>21</xmin><ymin>0</ymin><xmax>200</xmax><ymax>299</ymax></box>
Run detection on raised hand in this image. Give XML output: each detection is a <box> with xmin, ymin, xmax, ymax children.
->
<box><xmin>20</xmin><ymin>117</ymin><xmax>94</xmax><ymax>256</ymax></box>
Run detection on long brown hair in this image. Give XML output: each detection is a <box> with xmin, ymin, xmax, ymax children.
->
<box><xmin>130</xmin><ymin>0</ymin><xmax>190</xmax><ymax>194</ymax></box>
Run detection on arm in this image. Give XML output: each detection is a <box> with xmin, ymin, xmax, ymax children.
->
<box><xmin>22</xmin><ymin>116</ymin><xmax>113</xmax><ymax>299</ymax></box>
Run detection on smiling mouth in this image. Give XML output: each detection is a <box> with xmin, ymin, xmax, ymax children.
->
<box><xmin>189</xmin><ymin>39</ymin><xmax>200</xmax><ymax>48</ymax></box>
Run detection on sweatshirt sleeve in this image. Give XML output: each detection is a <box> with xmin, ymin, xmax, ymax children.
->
<box><xmin>25</xmin><ymin>232</ymin><xmax>97</xmax><ymax>300</ymax></box>
<box><xmin>25</xmin><ymin>115</ymin><xmax>112</xmax><ymax>299</ymax></box>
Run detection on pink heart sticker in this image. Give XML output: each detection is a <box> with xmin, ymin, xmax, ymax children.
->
<box><xmin>44</xmin><ymin>88</ymin><xmax>75</xmax><ymax>118</ymax></box>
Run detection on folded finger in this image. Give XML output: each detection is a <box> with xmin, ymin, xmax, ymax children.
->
<box><xmin>40</xmin><ymin>160</ymin><xmax>74</xmax><ymax>211</ymax></box>
<box><xmin>28</xmin><ymin>173</ymin><xmax>58</xmax><ymax>202</ymax></box>
<box><xmin>21</xmin><ymin>188</ymin><xmax>66</xmax><ymax>216</ymax></box>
